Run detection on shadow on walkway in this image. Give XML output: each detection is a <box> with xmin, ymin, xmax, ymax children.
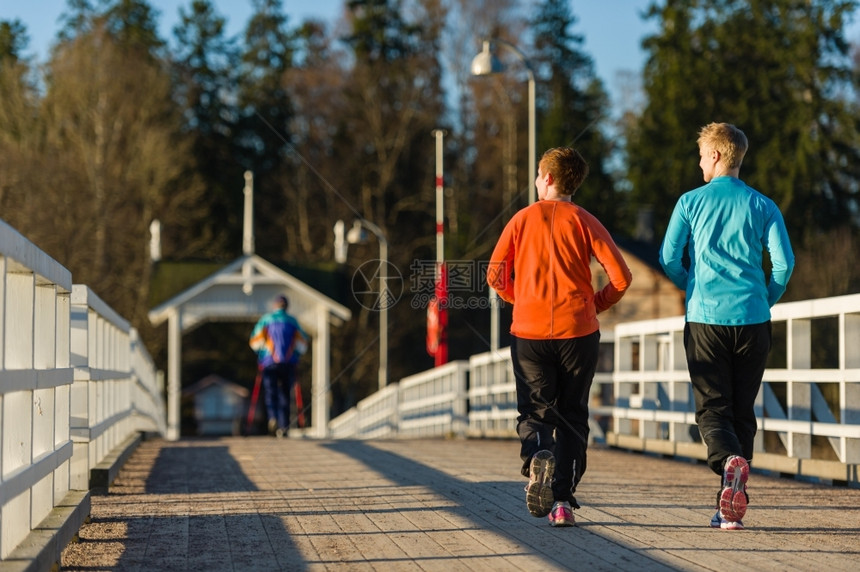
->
<box><xmin>63</xmin><ymin>440</ymin><xmax>312</xmax><ymax>571</ymax></box>
<box><xmin>322</xmin><ymin>440</ymin><xmax>679</xmax><ymax>570</ymax></box>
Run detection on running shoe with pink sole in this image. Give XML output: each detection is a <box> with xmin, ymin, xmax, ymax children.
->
<box><xmin>525</xmin><ymin>450</ymin><xmax>555</xmax><ymax>517</ymax></box>
<box><xmin>549</xmin><ymin>501</ymin><xmax>575</xmax><ymax>527</ymax></box>
<box><xmin>709</xmin><ymin>509</ymin><xmax>743</xmax><ymax>530</ymax></box>
<box><xmin>719</xmin><ymin>455</ymin><xmax>749</xmax><ymax>522</ymax></box>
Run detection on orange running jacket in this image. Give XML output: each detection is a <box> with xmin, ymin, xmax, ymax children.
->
<box><xmin>488</xmin><ymin>200</ymin><xmax>632</xmax><ymax>340</ymax></box>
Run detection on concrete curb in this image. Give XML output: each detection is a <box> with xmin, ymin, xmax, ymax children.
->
<box><xmin>0</xmin><ymin>490</ymin><xmax>90</xmax><ymax>572</ymax></box>
<box><xmin>90</xmin><ymin>432</ymin><xmax>144</xmax><ymax>494</ymax></box>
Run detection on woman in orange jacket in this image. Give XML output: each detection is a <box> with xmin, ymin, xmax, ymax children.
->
<box><xmin>488</xmin><ymin>147</ymin><xmax>632</xmax><ymax>527</ymax></box>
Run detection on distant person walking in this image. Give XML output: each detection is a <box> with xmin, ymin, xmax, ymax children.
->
<box><xmin>249</xmin><ymin>294</ymin><xmax>308</xmax><ymax>437</ymax></box>
<box><xmin>660</xmin><ymin>122</ymin><xmax>795</xmax><ymax>530</ymax></box>
<box><xmin>488</xmin><ymin>147</ymin><xmax>632</xmax><ymax>527</ymax></box>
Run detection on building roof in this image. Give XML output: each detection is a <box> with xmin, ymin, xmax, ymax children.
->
<box><xmin>148</xmin><ymin>254</ymin><xmax>352</xmax><ymax>335</ymax></box>
<box><xmin>613</xmin><ymin>237</ymin><xmax>666</xmax><ymax>275</ymax></box>
<box><xmin>183</xmin><ymin>374</ymin><xmax>250</xmax><ymax>398</ymax></box>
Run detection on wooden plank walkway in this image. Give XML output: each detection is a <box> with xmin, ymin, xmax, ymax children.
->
<box><xmin>60</xmin><ymin>437</ymin><xmax>860</xmax><ymax>571</ymax></box>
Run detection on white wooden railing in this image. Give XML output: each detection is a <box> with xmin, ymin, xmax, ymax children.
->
<box><xmin>330</xmin><ymin>339</ymin><xmax>615</xmax><ymax>442</ymax></box>
<box><xmin>466</xmin><ymin>347</ymin><xmax>516</xmax><ymax>437</ymax></box>
<box><xmin>611</xmin><ymin>294</ymin><xmax>860</xmax><ymax>484</ymax></box>
<box><xmin>69</xmin><ymin>285</ymin><xmax>167</xmax><ymax>491</ymax></box>
<box><xmin>329</xmin><ymin>297</ymin><xmax>860</xmax><ymax>486</ymax></box>
<box><xmin>329</xmin><ymin>360</ymin><xmax>469</xmax><ymax>438</ymax></box>
<box><xmin>467</xmin><ymin>342</ymin><xmax>615</xmax><ymax>440</ymax></box>
<box><xmin>0</xmin><ymin>219</ymin><xmax>166</xmax><ymax>567</ymax></box>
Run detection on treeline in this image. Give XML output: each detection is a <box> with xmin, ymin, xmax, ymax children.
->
<box><xmin>1</xmin><ymin>0</ymin><xmax>859</xmax><ymax>411</ymax></box>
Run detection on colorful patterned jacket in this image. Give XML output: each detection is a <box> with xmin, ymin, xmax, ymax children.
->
<box><xmin>249</xmin><ymin>309</ymin><xmax>307</xmax><ymax>367</ymax></box>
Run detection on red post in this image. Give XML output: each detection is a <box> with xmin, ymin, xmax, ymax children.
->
<box><xmin>432</xmin><ymin>130</ymin><xmax>448</xmax><ymax>365</ymax></box>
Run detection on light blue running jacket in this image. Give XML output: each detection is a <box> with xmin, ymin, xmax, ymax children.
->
<box><xmin>659</xmin><ymin>176</ymin><xmax>795</xmax><ymax>325</ymax></box>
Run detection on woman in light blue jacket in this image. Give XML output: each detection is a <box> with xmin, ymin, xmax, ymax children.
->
<box><xmin>660</xmin><ymin>122</ymin><xmax>795</xmax><ymax>531</ymax></box>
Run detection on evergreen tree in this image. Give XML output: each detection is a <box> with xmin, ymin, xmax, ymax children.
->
<box><xmin>172</xmin><ymin>0</ymin><xmax>242</xmax><ymax>257</ymax></box>
<box><xmin>237</xmin><ymin>0</ymin><xmax>293</xmax><ymax>174</ymax></box>
<box><xmin>624</xmin><ymin>1</ymin><xmax>704</xmax><ymax>238</ymax></box>
<box><xmin>57</xmin><ymin>0</ymin><xmax>95</xmax><ymax>42</ymax></box>
<box><xmin>345</xmin><ymin>0</ymin><xmax>417</xmax><ymax>62</ymax></box>
<box><xmin>235</xmin><ymin>0</ymin><xmax>297</xmax><ymax>259</ymax></box>
<box><xmin>627</xmin><ymin>0</ymin><xmax>860</xmax><ymax>241</ymax></box>
<box><xmin>103</xmin><ymin>0</ymin><xmax>165</xmax><ymax>56</ymax></box>
<box><xmin>0</xmin><ymin>19</ymin><xmax>28</xmax><ymax>61</ymax></box>
<box><xmin>531</xmin><ymin>0</ymin><xmax>618</xmax><ymax>229</ymax></box>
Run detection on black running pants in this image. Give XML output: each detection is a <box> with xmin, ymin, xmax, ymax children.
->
<box><xmin>511</xmin><ymin>332</ymin><xmax>600</xmax><ymax>503</ymax></box>
<box><xmin>684</xmin><ymin>321</ymin><xmax>771</xmax><ymax>476</ymax></box>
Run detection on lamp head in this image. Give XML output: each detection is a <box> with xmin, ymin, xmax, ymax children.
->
<box><xmin>346</xmin><ymin>220</ymin><xmax>368</xmax><ymax>244</ymax></box>
<box><xmin>471</xmin><ymin>40</ymin><xmax>504</xmax><ymax>76</ymax></box>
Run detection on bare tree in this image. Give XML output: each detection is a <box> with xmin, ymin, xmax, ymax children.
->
<box><xmin>35</xmin><ymin>22</ymin><xmax>206</xmax><ymax>346</ymax></box>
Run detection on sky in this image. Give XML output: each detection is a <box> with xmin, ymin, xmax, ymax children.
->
<box><xmin>0</xmin><ymin>0</ymin><xmax>658</xmax><ymax>109</ymax></box>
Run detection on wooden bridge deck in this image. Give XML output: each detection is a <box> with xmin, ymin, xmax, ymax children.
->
<box><xmin>59</xmin><ymin>437</ymin><xmax>860</xmax><ymax>571</ymax></box>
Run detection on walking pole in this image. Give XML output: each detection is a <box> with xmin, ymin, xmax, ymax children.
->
<box><xmin>294</xmin><ymin>382</ymin><xmax>306</xmax><ymax>428</ymax></box>
<box><xmin>245</xmin><ymin>365</ymin><xmax>263</xmax><ymax>435</ymax></box>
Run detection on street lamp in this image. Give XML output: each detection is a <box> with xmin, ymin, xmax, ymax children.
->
<box><xmin>334</xmin><ymin>218</ymin><xmax>389</xmax><ymax>390</ymax></box>
<box><xmin>471</xmin><ymin>39</ymin><xmax>536</xmax><ymax>205</ymax></box>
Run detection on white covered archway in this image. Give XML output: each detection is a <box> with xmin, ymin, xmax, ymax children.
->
<box><xmin>148</xmin><ymin>254</ymin><xmax>351</xmax><ymax>440</ymax></box>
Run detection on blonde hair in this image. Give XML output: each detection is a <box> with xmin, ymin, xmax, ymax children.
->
<box><xmin>539</xmin><ymin>147</ymin><xmax>589</xmax><ymax>196</ymax></box>
<box><xmin>697</xmin><ymin>122</ymin><xmax>748</xmax><ymax>169</ymax></box>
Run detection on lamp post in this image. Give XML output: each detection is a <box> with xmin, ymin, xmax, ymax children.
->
<box><xmin>471</xmin><ymin>39</ymin><xmax>536</xmax><ymax>205</ymax></box>
<box><xmin>334</xmin><ymin>218</ymin><xmax>389</xmax><ymax>390</ymax></box>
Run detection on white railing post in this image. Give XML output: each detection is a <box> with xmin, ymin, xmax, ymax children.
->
<box><xmin>613</xmin><ymin>333</ymin><xmax>636</xmax><ymax>438</ymax></box>
<box><xmin>787</xmin><ymin>317</ymin><xmax>812</xmax><ymax>459</ymax></box>
<box><xmin>667</xmin><ymin>329</ymin><xmax>692</xmax><ymax>444</ymax></box>
<box><xmin>840</xmin><ymin>313</ymin><xmax>860</xmax><ymax>463</ymax></box>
